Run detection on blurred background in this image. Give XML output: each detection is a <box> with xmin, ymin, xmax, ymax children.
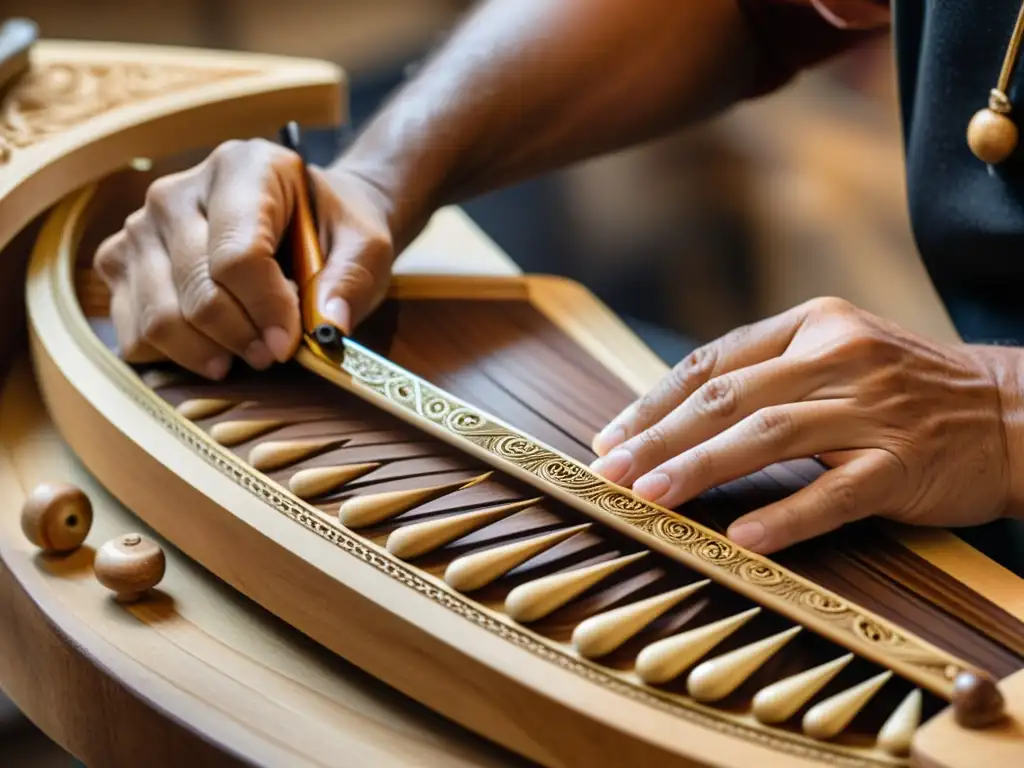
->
<box><xmin>1</xmin><ymin>1</ymin><xmax>956</xmax><ymax>763</ymax></box>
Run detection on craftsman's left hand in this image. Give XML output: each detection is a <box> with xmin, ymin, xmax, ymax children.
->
<box><xmin>590</xmin><ymin>296</ymin><xmax>1024</xmax><ymax>554</ymax></box>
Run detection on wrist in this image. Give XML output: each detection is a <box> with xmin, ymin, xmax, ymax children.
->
<box><xmin>970</xmin><ymin>344</ymin><xmax>1024</xmax><ymax>518</ymax></box>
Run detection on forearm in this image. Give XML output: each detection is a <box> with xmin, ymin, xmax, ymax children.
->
<box><xmin>332</xmin><ymin>0</ymin><xmax>757</xmax><ymax>249</ymax></box>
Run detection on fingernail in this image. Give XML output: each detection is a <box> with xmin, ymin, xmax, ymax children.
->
<box><xmin>244</xmin><ymin>339</ymin><xmax>273</xmax><ymax>370</ymax></box>
<box><xmin>205</xmin><ymin>355</ymin><xmax>231</xmax><ymax>380</ymax></box>
<box><xmin>591</xmin><ymin>448</ymin><xmax>632</xmax><ymax>483</ymax></box>
<box><xmin>324</xmin><ymin>297</ymin><xmax>352</xmax><ymax>334</ymax></box>
<box><xmin>633</xmin><ymin>472</ymin><xmax>671</xmax><ymax>503</ymax></box>
<box><xmin>729</xmin><ymin>521</ymin><xmax>765</xmax><ymax>550</ymax></box>
<box><xmin>263</xmin><ymin>326</ymin><xmax>292</xmax><ymax>362</ymax></box>
<box><xmin>593</xmin><ymin>425</ymin><xmax>625</xmax><ymax>456</ymax></box>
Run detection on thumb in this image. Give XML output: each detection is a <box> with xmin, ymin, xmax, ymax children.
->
<box><xmin>314</xmin><ymin>230</ymin><xmax>393</xmax><ymax>336</ymax></box>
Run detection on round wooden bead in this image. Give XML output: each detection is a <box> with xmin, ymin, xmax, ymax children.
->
<box><xmin>20</xmin><ymin>482</ymin><xmax>93</xmax><ymax>554</ymax></box>
<box><xmin>94</xmin><ymin>533</ymin><xmax>165</xmax><ymax>602</ymax></box>
<box><xmin>952</xmin><ymin>670</ymin><xmax>1005</xmax><ymax>728</ymax></box>
<box><xmin>967</xmin><ymin>108</ymin><xmax>1019</xmax><ymax>165</ymax></box>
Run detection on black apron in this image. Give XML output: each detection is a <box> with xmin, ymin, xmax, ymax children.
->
<box><xmin>894</xmin><ymin>0</ymin><xmax>1024</xmax><ymax>570</ymax></box>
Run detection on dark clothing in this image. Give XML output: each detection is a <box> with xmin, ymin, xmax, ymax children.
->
<box><xmin>740</xmin><ymin>1</ymin><xmax>1024</xmax><ymax>572</ymax></box>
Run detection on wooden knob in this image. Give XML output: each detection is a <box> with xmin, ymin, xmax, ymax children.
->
<box><xmin>952</xmin><ymin>670</ymin><xmax>1005</xmax><ymax>728</ymax></box>
<box><xmin>20</xmin><ymin>482</ymin><xmax>93</xmax><ymax>554</ymax></box>
<box><xmin>94</xmin><ymin>533</ymin><xmax>165</xmax><ymax>602</ymax></box>
<box><xmin>967</xmin><ymin>108</ymin><xmax>1019</xmax><ymax>165</ymax></box>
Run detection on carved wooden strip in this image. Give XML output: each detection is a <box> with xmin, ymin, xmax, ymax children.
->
<box><xmin>297</xmin><ymin>341</ymin><xmax>979</xmax><ymax>702</ymax></box>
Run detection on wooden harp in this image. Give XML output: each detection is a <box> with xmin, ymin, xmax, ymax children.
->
<box><xmin>2</xmin><ymin>32</ymin><xmax>1023</xmax><ymax>768</ymax></box>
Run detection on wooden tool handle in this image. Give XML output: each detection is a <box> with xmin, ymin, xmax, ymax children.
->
<box><xmin>279</xmin><ymin>122</ymin><xmax>345</xmax><ymax>358</ymax></box>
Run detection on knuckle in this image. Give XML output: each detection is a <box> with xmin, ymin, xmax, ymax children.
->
<box><xmin>123</xmin><ymin>209</ymin><xmax>148</xmax><ymax>243</ymax></box>
<box><xmin>209</xmin><ymin>233</ymin><xmax>272</xmax><ymax>282</ymax></box>
<box><xmin>828</xmin><ymin>475</ymin><xmax>861</xmax><ymax>521</ymax></box>
<box><xmin>144</xmin><ymin>175</ymin><xmax>179</xmax><ymax>215</ymax></box>
<box><xmin>668</xmin><ymin>343</ymin><xmax>717</xmax><ymax>394</ymax></box>
<box><xmin>835</xmin><ymin>330</ymin><xmax>896</xmax><ymax>364</ymax></box>
<box><xmin>633</xmin><ymin>392</ymin><xmax>663</xmax><ymax>426</ymax></box>
<box><xmin>807</xmin><ymin>295</ymin><xmax>855</xmax><ymax>317</ymax></box>
<box><xmin>180</xmin><ymin>280</ymin><xmax>224</xmax><ymax>329</ymax></box>
<box><xmin>333</xmin><ymin>258</ymin><xmax>382</xmax><ymax>294</ymax></box>
<box><xmin>210</xmin><ymin>139</ymin><xmax>246</xmax><ymax>163</ymax></box>
<box><xmin>686</xmin><ymin>445</ymin><xmax>714</xmax><ymax>483</ymax></box>
<box><xmin>94</xmin><ymin>235</ymin><xmax>126</xmax><ymax>281</ymax></box>
<box><xmin>637</xmin><ymin>424</ymin><xmax>670</xmax><ymax>460</ymax></box>
<box><xmin>752</xmin><ymin>406</ymin><xmax>793</xmax><ymax>444</ymax></box>
<box><xmin>139</xmin><ymin>304</ymin><xmax>181</xmax><ymax>345</ymax></box>
<box><xmin>694</xmin><ymin>375</ymin><xmax>739</xmax><ymax>419</ymax></box>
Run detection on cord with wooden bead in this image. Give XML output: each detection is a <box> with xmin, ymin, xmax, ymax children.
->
<box><xmin>968</xmin><ymin>2</ymin><xmax>1024</xmax><ymax>165</ymax></box>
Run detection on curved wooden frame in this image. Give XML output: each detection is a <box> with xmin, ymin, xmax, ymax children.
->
<box><xmin>26</xmin><ymin>182</ymin><xmax>916</xmax><ymax>768</ymax></box>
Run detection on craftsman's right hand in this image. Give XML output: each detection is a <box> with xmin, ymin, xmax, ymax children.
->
<box><xmin>94</xmin><ymin>139</ymin><xmax>396</xmax><ymax>379</ymax></box>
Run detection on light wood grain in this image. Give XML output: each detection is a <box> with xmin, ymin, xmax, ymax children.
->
<box><xmin>0</xmin><ymin>360</ymin><xmax>520</xmax><ymax>768</ymax></box>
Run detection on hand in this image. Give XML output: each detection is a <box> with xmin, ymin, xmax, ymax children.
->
<box><xmin>95</xmin><ymin>139</ymin><xmax>396</xmax><ymax>379</ymax></box>
<box><xmin>590</xmin><ymin>297</ymin><xmax>1024</xmax><ymax>554</ymax></box>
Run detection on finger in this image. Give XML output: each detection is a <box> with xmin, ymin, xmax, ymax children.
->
<box><xmin>592</xmin><ymin>353</ymin><xmax>827</xmax><ymax>486</ymax></box>
<box><xmin>593</xmin><ymin>306</ymin><xmax>809</xmax><ymax>456</ymax></box>
<box><xmin>725</xmin><ymin>449</ymin><xmax>903</xmax><ymax>554</ymax></box>
<box><xmin>109</xmin><ymin>282</ymin><xmax>162</xmax><ymax>363</ymax></box>
<box><xmin>125</xmin><ymin>213</ymin><xmax>232</xmax><ymax>379</ymax></box>
<box><xmin>205</xmin><ymin>142</ymin><xmax>302</xmax><ymax>362</ymax></box>
<box><xmin>311</xmin><ymin>169</ymin><xmax>392</xmax><ymax>334</ymax></box>
<box><xmin>314</xmin><ymin>231</ymin><xmax>392</xmax><ymax>335</ymax></box>
<box><xmin>146</xmin><ymin>174</ymin><xmax>270</xmax><ymax>369</ymax></box>
<box><xmin>631</xmin><ymin>399</ymin><xmax>866</xmax><ymax>507</ymax></box>
<box><xmin>94</xmin><ymin>231</ymin><xmax>128</xmax><ymax>286</ymax></box>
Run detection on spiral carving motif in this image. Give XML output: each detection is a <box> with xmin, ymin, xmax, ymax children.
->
<box><xmin>0</xmin><ymin>62</ymin><xmax>249</xmax><ymax>163</ymax></box>
<box><xmin>340</xmin><ymin>343</ymin><xmax>970</xmax><ymax>691</ymax></box>
<box><xmin>739</xmin><ymin>560</ymin><xmax>785</xmax><ymax>587</ymax></box>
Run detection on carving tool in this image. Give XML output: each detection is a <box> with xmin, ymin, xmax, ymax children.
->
<box><xmin>278</xmin><ymin>121</ymin><xmax>346</xmax><ymax>361</ymax></box>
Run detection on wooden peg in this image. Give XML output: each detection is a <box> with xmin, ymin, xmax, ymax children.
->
<box><xmin>248</xmin><ymin>437</ymin><xmax>341</xmax><ymax>472</ymax></box>
<box><xmin>94</xmin><ymin>533</ymin><xmax>166</xmax><ymax>603</ymax></box>
<box><xmin>175</xmin><ymin>398</ymin><xmax>236</xmax><ymax>420</ymax></box>
<box><xmin>386</xmin><ymin>497</ymin><xmax>541</xmax><ymax>560</ymax></box>
<box><xmin>21</xmin><ymin>482</ymin><xmax>93</xmax><ymax>554</ymax></box>
<box><xmin>802</xmin><ymin>670</ymin><xmax>892</xmax><ymax>740</ymax></box>
<box><xmin>339</xmin><ymin>473</ymin><xmax>492</xmax><ymax>528</ymax></box>
<box><xmin>635</xmin><ymin>607</ymin><xmax>760</xmax><ymax>685</ymax></box>
<box><xmin>505</xmin><ymin>552</ymin><xmax>647</xmax><ymax>623</ymax></box>
<box><xmin>572</xmin><ymin>580</ymin><xmax>709</xmax><ymax>660</ymax></box>
<box><xmin>289</xmin><ymin>463</ymin><xmax>380</xmax><ymax>500</ymax></box>
<box><xmin>687</xmin><ymin>626</ymin><xmax>801</xmax><ymax>703</ymax></box>
<box><xmin>877</xmin><ymin>688</ymin><xmax>923</xmax><ymax>756</ymax></box>
<box><xmin>210</xmin><ymin>419</ymin><xmax>285</xmax><ymax>446</ymax></box>
<box><xmin>752</xmin><ymin>654</ymin><xmax>854</xmax><ymax>724</ymax></box>
<box><xmin>444</xmin><ymin>524</ymin><xmax>590</xmax><ymax>593</ymax></box>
